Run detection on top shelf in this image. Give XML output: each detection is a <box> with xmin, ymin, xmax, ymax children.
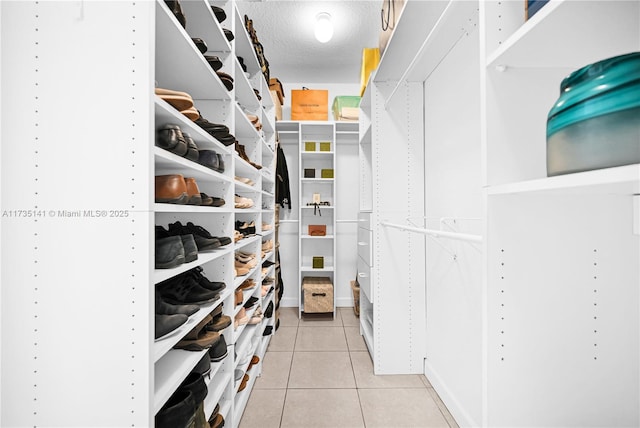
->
<box><xmin>374</xmin><ymin>0</ymin><xmax>478</xmax><ymax>83</ymax></box>
<box><xmin>485</xmin><ymin>0</ymin><xmax>639</xmax><ymax>69</ymax></box>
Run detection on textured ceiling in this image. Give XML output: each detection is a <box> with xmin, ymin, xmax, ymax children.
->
<box><xmin>236</xmin><ymin>1</ymin><xmax>382</xmax><ymax>84</ymax></box>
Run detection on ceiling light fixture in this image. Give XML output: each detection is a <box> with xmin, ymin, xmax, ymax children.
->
<box><xmin>314</xmin><ymin>12</ymin><xmax>333</xmax><ymax>43</ymax></box>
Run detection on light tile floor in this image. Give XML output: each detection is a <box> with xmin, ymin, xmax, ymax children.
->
<box><xmin>239</xmin><ymin>307</ymin><xmax>459</xmax><ymax>428</ymax></box>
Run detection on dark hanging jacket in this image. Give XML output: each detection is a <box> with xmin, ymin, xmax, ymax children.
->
<box><xmin>276</xmin><ymin>144</ymin><xmax>291</xmax><ymax>209</ymax></box>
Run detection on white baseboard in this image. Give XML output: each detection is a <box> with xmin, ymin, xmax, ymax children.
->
<box><xmin>423</xmin><ymin>359</ymin><xmax>479</xmax><ymax>428</ymax></box>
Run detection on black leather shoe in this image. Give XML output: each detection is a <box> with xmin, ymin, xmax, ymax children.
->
<box><xmin>200</xmin><ymin>192</ymin><xmax>214</xmax><ymax>206</ymax></box>
<box><xmin>187</xmin><ymin>266</ymin><xmax>226</xmax><ymax>293</ymax></box>
<box><xmin>156</xmin><ymin>292</ymin><xmax>199</xmax><ymax>317</ymax></box>
<box><xmin>211</xmin><ymin>5</ymin><xmax>226</xmax><ymax>23</ymax></box>
<box><xmin>264</xmin><ymin>301</ymin><xmax>274</xmax><ymax>318</ymax></box>
<box><xmin>216</xmin><ymin>71</ymin><xmax>234</xmax><ymax>91</ymax></box>
<box><xmin>155</xmin><ymin>313</ymin><xmax>188</xmax><ymax>340</ymax></box>
<box><xmin>237</xmin><ymin>56</ymin><xmax>247</xmax><ymax>72</ymax></box>
<box><xmin>191</xmin><ymin>37</ymin><xmax>208</xmax><ymax>54</ymax></box>
<box><xmin>223</xmin><ymin>29</ymin><xmax>234</xmax><ymax>42</ymax></box>
<box><xmin>155</xmin><ymin>235</ymin><xmax>185</xmax><ymax>269</ymax></box>
<box><xmin>178</xmin><ymin>372</ymin><xmax>208</xmax><ymax>404</ymax></box>
<box><xmin>198</xmin><ymin>150</ymin><xmax>220</xmax><ymax>171</ymax></box>
<box><xmin>180</xmin><ymin>234</ymin><xmax>198</xmax><ymax>263</ymax></box>
<box><xmin>156</xmin><ymin>225</ymin><xmax>198</xmax><ymax>263</ymax></box>
<box><xmin>155</xmin><ymin>390</ymin><xmax>196</xmax><ymax>428</ymax></box>
<box><xmin>204</xmin><ymin>55</ymin><xmax>223</xmax><ymax>72</ymax></box>
<box><xmin>209</xmin><ymin>334</ymin><xmax>228</xmax><ymax>362</ymax></box>
<box><xmin>182</xmin><ymin>132</ymin><xmax>199</xmax><ymax>162</ymax></box>
<box><xmin>157</xmin><ymin>273</ymin><xmax>219</xmax><ymax>305</ymax></box>
<box><xmin>164</xmin><ymin>0</ymin><xmax>186</xmax><ymax>28</ymax></box>
<box><xmin>168</xmin><ymin>221</ymin><xmax>222</xmax><ymax>251</ymax></box>
<box><xmin>156</xmin><ymin>124</ymin><xmax>188</xmax><ymax>156</ymax></box>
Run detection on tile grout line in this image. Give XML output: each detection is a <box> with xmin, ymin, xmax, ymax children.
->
<box><xmin>278</xmin><ymin>323</ymin><xmax>300</xmax><ymax>427</ymax></box>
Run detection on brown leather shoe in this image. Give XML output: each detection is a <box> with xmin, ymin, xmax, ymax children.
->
<box><xmin>235</xmin><ymin>289</ymin><xmax>243</xmax><ymax>306</ymax></box>
<box><xmin>184</xmin><ymin>177</ymin><xmax>202</xmax><ymax>205</ymax></box>
<box><xmin>155</xmin><ymin>174</ymin><xmax>188</xmax><ymax>204</ymax></box>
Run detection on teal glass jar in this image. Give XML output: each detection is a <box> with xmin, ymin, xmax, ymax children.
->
<box><xmin>546</xmin><ymin>52</ymin><xmax>640</xmax><ymax>176</ymax></box>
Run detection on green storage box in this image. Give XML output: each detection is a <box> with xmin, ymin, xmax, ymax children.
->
<box><xmin>305</xmin><ymin>141</ymin><xmax>316</xmax><ymax>151</ymax></box>
<box><xmin>332</xmin><ymin>96</ymin><xmax>361</xmax><ymax>121</ymax></box>
<box><xmin>321</xmin><ymin>169</ymin><xmax>334</xmax><ymax>178</ymax></box>
<box><xmin>319</xmin><ymin>142</ymin><xmax>331</xmax><ymax>152</ymax></box>
<box><xmin>312</xmin><ymin>256</ymin><xmax>324</xmax><ymax>269</ymax></box>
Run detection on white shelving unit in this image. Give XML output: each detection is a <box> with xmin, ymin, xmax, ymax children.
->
<box><xmin>0</xmin><ymin>1</ymin><xmax>276</xmax><ymax>427</ymax></box>
<box><xmin>276</xmin><ymin>120</ymin><xmax>359</xmax><ymax>315</ymax></box>
<box><xmin>298</xmin><ymin>123</ymin><xmax>337</xmax><ymax>318</ymax></box>
<box><xmin>482</xmin><ymin>1</ymin><xmax>640</xmax><ymax>427</ymax></box>
<box><xmin>361</xmin><ymin>0</ymin><xmax>639</xmax><ymax>427</ymax></box>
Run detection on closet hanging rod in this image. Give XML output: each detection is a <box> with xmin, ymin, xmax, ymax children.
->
<box><xmin>336</xmin><ymin>219</ymin><xmax>359</xmax><ymax>223</ymax></box>
<box><xmin>381</xmin><ymin>221</ymin><xmax>483</xmax><ymax>243</ymax></box>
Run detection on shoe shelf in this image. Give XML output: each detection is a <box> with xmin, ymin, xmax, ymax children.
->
<box><xmin>154</xmin><ymin>250</ymin><xmax>232</xmax><ymax>284</ymax></box>
<box><xmin>155</xmin><ymin>98</ymin><xmax>233</xmax><ymax>154</ymax></box>
<box><xmin>233</xmin><ymin>288</ymin><xmax>258</xmax><ymax>317</ymax></box>
<box><xmin>234</xmin><ymin>325</ymin><xmax>260</xmax><ymax>370</ymax></box>
<box><xmin>234</xmin><ymin>234</ymin><xmax>261</xmax><ymax>249</ymax></box>
<box><xmin>233</xmin><ymin>371</ymin><xmax>258</xmax><ymax>421</ymax></box>
<box><xmin>153</xmin><ymin>1</ymin><xmax>277</xmax><ymax>427</ymax></box>
<box><xmin>156</xmin><ymin>2</ymin><xmax>231</xmax><ymax>102</ymax></box>
<box><xmin>234</xmin><ymin>180</ymin><xmax>257</xmax><ymax>192</ymax></box>
<box><xmin>154</xmin><ymin>203</ymin><xmax>233</xmax><ymax>213</ymax></box>
<box><xmin>177</xmin><ymin>0</ymin><xmax>232</xmax><ymax>56</ymax></box>
<box><xmin>262</xmin><ymin>265</ymin><xmax>276</xmax><ymax>279</ymax></box>
<box><xmin>235</xmin><ymin>104</ymin><xmax>262</xmax><ymax>140</ymax></box>
<box><xmin>233</xmin><ymin>311</ymin><xmax>260</xmax><ymax>347</ymax></box>
<box><xmin>233</xmin><ymin>272</ymin><xmax>259</xmax><ymax>292</ymax></box>
<box><xmin>203</xmin><ymin>362</ymin><xmax>233</xmax><ymax>420</ymax></box>
<box><xmin>155</xmin><ymin>148</ymin><xmax>231</xmax><ymax>183</ymax></box>
<box><xmin>234</xmin><ymin>61</ymin><xmax>262</xmax><ymax>112</ymax></box>
<box><xmin>154</xmin><ymin>296</ymin><xmax>228</xmax><ymax>362</ymax></box>
<box><xmin>233</xmin><ymin>6</ymin><xmax>266</xmax><ymax>86</ymax></box>
<box><xmin>234</xmin><ymin>154</ymin><xmax>261</xmax><ymax>175</ymax></box>
<box><xmin>154</xmin><ymin>348</ymin><xmax>209</xmax><ymax>413</ymax></box>
<box><xmin>261</xmin><ymin>169</ymin><xmax>275</xmax><ymax>184</ymax></box>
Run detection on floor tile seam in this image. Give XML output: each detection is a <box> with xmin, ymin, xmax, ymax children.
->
<box><xmin>426</xmin><ymin>387</ymin><xmax>458</xmax><ymax>428</ymax></box>
<box><xmin>353</xmin><ymin>385</ymin><xmax>430</xmax><ymax>390</ymax></box>
<box><xmin>285</xmin><ymin>387</ymin><xmax>359</xmax><ymax>390</ymax></box>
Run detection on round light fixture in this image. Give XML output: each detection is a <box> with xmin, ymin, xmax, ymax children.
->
<box><xmin>314</xmin><ymin>12</ymin><xmax>333</xmax><ymax>43</ymax></box>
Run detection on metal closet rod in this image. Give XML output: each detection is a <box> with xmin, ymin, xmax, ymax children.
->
<box><xmin>380</xmin><ymin>221</ymin><xmax>483</xmax><ymax>243</ymax></box>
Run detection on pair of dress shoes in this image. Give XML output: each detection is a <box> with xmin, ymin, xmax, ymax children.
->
<box><xmin>156</xmin><ymin>174</ymin><xmax>221</xmax><ymax>207</ymax></box>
